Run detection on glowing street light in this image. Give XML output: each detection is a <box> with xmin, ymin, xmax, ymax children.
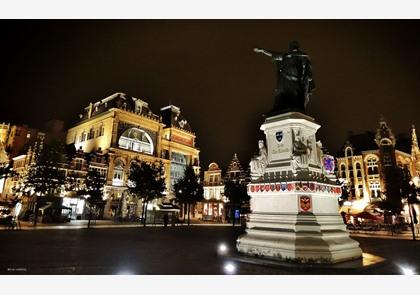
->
<box><xmin>399</xmin><ymin>265</ymin><xmax>416</xmax><ymax>275</ymax></box>
<box><xmin>217</xmin><ymin>243</ymin><xmax>228</xmax><ymax>256</ymax></box>
<box><xmin>223</xmin><ymin>262</ymin><xmax>236</xmax><ymax>275</ymax></box>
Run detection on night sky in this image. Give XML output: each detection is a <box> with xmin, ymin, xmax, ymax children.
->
<box><xmin>1</xmin><ymin>20</ymin><xmax>420</xmax><ymax>170</ymax></box>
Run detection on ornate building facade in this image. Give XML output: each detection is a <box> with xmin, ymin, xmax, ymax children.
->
<box><xmin>336</xmin><ymin>117</ymin><xmax>419</xmax><ymax>213</ymax></box>
<box><xmin>200</xmin><ymin>153</ymin><xmax>249</xmax><ymax>222</ymax></box>
<box><xmin>202</xmin><ymin>162</ymin><xmax>225</xmax><ymax>221</ymax></box>
<box><xmin>2</xmin><ymin>138</ymin><xmax>108</xmax><ymax>220</ymax></box>
<box><xmin>224</xmin><ymin>153</ymin><xmax>247</xmax><ymax>184</ymax></box>
<box><xmin>65</xmin><ymin>92</ymin><xmax>200</xmax><ymax>219</ymax></box>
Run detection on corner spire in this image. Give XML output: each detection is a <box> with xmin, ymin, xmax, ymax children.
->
<box><xmin>411</xmin><ymin>124</ymin><xmax>420</xmax><ymax>161</ymax></box>
<box><xmin>412</xmin><ymin>124</ymin><xmax>418</xmax><ymax>147</ymax></box>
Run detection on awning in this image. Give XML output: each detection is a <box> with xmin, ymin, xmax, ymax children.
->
<box><xmin>40</xmin><ymin>203</ymin><xmax>72</xmax><ymax>211</ymax></box>
<box><xmin>351</xmin><ymin>211</ymin><xmax>382</xmax><ymax>221</ymax></box>
<box><xmin>158</xmin><ymin>203</ymin><xmax>180</xmax><ymax>211</ymax></box>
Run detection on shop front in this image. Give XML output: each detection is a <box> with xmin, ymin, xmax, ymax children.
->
<box><xmin>202</xmin><ymin>200</ymin><xmax>224</xmax><ymax>222</ymax></box>
<box><xmin>62</xmin><ymin>197</ymin><xmax>86</xmax><ymax>220</ymax></box>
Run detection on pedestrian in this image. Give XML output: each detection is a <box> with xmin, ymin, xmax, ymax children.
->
<box><xmin>171</xmin><ymin>214</ymin><xmax>176</xmax><ymax>227</ymax></box>
<box><xmin>163</xmin><ymin>213</ymin><xmax>169</xmax><ymax>227</ymax></box>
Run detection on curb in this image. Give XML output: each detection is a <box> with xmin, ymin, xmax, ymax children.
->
<box><xmin>223</xmin><ymin>252</ymin><xmax>386</xmax><ymax>273</ymax></box>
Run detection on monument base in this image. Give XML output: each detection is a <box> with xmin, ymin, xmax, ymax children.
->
<box><xmin>239</xmin><ymin>111</ymin><xmax>362</xmax><ymax>264</ymax></box>
<box><xmin>236</xmin><ymin>199</ymin><xmax>362</xmax><ymax>264</ymax></box>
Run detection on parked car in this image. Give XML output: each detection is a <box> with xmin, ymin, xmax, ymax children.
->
<box><xmin>0</xmin><ymin>206</ymin><xmax>12</xmax><ymax>225</ymax></box>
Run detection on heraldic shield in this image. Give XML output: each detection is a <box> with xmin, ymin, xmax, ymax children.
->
<box><xmin>275</xmin><ymin>131</ymin><xmax>283</xmax><ymax>142</ymax></box>
<box><xmin>299</xmin><ymin>195</ymin><xmax>312</xmax><ymax>212</ymax></box>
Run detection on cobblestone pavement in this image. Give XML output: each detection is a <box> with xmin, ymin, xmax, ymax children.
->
<box><xmin>0</xmin><ymin>226</ymin><xmax>419</xmax><ymax>275</ymax></box>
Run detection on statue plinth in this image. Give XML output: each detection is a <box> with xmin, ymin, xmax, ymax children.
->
<box><xmin>238</xmin><ymin>112</ymin><xmax>362</xmax><ymax>264</ymax></box>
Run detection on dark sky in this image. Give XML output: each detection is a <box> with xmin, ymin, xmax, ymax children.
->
<box><xmin>1</xmin><ymin>20</ymin><xmax>420</xmax><ymax>169</ymax></box>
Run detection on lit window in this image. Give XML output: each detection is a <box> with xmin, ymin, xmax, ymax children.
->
<box><xmin>118</xmin><ymin>128</ymin><xmax>153</xmax><ymax>155</ymax></box>
<box><xmin>355</xmin><ymin>162</ymin><xmax>362</xmax><ymax>178</ymax></box>
<box><xmin>112</xmin><ymin>160</ymin><xmax>124</xmax><ymax>186</ymax></box>
<box><xmin>367</xmin><ymin>157</ymin><xmax>379</xmax><ymax>176</ymax></box>
<box><xmin>369</xmin><ymin>181</ymin><xmax>381</xmax><ymax>198</ymax></box>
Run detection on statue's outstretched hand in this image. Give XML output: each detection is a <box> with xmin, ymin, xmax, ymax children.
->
<box><xmin>254</xmin><ymin>48</ymin><xmax>273</xmax><ymax>57</ymax></box>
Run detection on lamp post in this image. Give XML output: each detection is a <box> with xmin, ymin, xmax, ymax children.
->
<box><xmin>408</xmin><ymin>180</ymin><xmax>417</xmax><ymax>241</ymax></box>
<box><xmin>178</xmin><ymin>189</ymin><xmax>183</xmax><ymax>222</ymax></box>
<box><xmin>188</xmin><ymin>189</ymin><xmax>197</xmax><ymax>226</ymax></box>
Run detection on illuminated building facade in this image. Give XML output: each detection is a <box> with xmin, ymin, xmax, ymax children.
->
<box><xmin>202</xmin><ymin>162</ymin><xmax>225</xmax><ymax>221</ymax></box>
<box><xmin>1</xmin><ymin>138</ymin><xmax>42</xmax><ymax>210</ymax></box>
<box><xmin>0</xmin><ymin>122</ymin><xmax>10</xmax><ymax>144</ymax></box>
<box><xmin>60</xmin><ymin>146</ymin><xmax>109</xmax><ymax>220</ymax></box>
<box><xmin>224</xmin><ymin>153</ymin><xmax>247</xmax><ymax>184</ymax></box>
<box><xmin>5</xmin><ymin>124</ymin><xmax>42</xmax><ymax>158</ymax></box>
<box><xmin>66</xmin><ymin>92</ymin><xmax>200</xmax><ymax>219</ymax></box>
<box><xmin>0</xmin><ymin>124</ymin><xmax>46</xmax><ymax>201</ymax></box>
<box><xmin>336</xmin><ymin>117</ymin><xmax>419</xmax><ymax>212</ymax></box>
<box><xmin>200</xmin><ymin>154</ymin><xmax>250</xmax><ymax>222</ymax></box>
<box><xmin>4</xmin><ymin>139</ymin><xmax>110</xmax><ymax>220</ymax></box>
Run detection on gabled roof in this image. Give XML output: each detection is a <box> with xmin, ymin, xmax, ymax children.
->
<box><xmin>226</xmin><ymin>153</ymin><xmax>245</xmax><ymax>173</ymax></box>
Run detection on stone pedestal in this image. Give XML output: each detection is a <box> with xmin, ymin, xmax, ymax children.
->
<box><xmin>237</xmin><ymin>112</ymin><xmax>362</xmax><ymax>264</ymax></box>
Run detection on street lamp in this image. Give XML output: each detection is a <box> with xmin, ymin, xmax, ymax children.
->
<box><xmin>408</xmin><ymin>179</ymin><xmax>418</xmax><ymax>241</ymax></box>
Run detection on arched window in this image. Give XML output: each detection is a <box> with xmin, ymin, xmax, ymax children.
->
<box><xmin>97</xmin><ymin>124</ymin><xmax>105</xmax><ymax>137</ymax></box>
<box><xmin>118</xmin><ymin>128</ymin><xmax>154</xmax><ymax>155</ymax></box>
<box><xmin>345</xmin><ymin>146</ymin><xmax>353</xmax><ymax>158</ymax></box>
<box><xmin>79</xmin><ymin>131</ymin><xmax>86</xmax><ymax>142</ymax></box>
<box><xmin>88</xmin><ymin>128</ymin><xmax>95</xmax><ymax>140</ymax></box>
<box><xmin>355</xmin><ymin>162</ymin><xmax>362</xmax><ymax>178</ymax></box>
<box><xmin>112</xmin><ymin>159</ymin><xmax>124</xmax><ymax>186</ymax></box>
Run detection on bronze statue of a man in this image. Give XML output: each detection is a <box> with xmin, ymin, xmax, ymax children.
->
<box><xmin>254</xmin><ymin>41</ymin><xmax>315</xmax><ymax>114</ymax></box>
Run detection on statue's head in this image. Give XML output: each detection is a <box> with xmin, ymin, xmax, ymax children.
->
<box><xmin>258</xmin><ymin>140</ymin><xmax>265</xmax><ymax>149</ymax></box>
<box><xmin>289</xmin><ymin>40</ymin><xmax>300</xmax><ymax>51</ymax></box>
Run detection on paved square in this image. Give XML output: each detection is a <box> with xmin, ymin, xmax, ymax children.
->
<box><xmin>0</xmin><ymin>226</ymin><xmax>419</xmax><ymax>274</ymax></box>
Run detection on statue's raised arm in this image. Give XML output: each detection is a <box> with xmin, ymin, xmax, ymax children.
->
<box><xmin>254</xmin><ymin>41</ymin><xmax>315</xmax><ymax>115</ymax></box>
<box><xmin>254</xmin><ymin>48</ymin><xmax>272</xmax><ymax>57</ymax></box>
<box><xmin>253</xmin><ymin>48</ymin><xmax>283</xmax><ymax>58</ymax></box>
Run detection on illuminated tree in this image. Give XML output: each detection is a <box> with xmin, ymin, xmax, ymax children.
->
<box><xmin>174</xmin><ymin>165</ymin><xmax>203</xmax><ymax>226</ymax></box>
<box><xmin>0</xmin><ymin>142</ymin><xmax>15</xmax><ymax>196</ymax></box>
<box><xmin>372</xmin><ymin>166</ymin><xmax>403</xmax><ymax>216</ymax></box>
<box><xmin>21</xmin><ymin>139</ymin><xmax>66</xmax><ymax>225</ymax></box>
<box><xmin>400</xmin><ymin>167</ymin><xmax>419</xmax><ymax>240</ymax></box>
<box><xmin>84</xmin><ymin>169</ymin><xmax>106</xmax><ymax>228</ymax></box>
